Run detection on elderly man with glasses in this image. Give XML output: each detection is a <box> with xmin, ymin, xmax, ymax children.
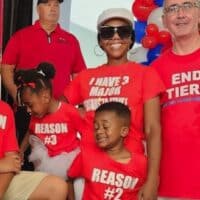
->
<box><xmin>151</xmin><ymin>0</ymin><xmax>200</xmax><ymax>199</ymax></box>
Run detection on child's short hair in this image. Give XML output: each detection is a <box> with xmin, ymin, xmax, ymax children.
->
<box><xmin>14</xmin><ymin>62</ymin><xmax>55</xmax><ymax>105</ymax></box>
<box><xmin>95</xmin><ymin>102</ymin><xmax>131</xmax><ymax>126</ymax></box>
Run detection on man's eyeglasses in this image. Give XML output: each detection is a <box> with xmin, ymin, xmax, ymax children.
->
<box><xmin>98</xmin><ymin>25</ymin><xmax>133</xmax><ymax>40</ymax></box>
<box><xmin>164</xmin><ymin>1</ymin><xmax>198</xmax><ymax>15</ymax></box>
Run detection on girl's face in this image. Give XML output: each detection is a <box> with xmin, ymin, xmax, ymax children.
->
<box><xmin>21</xmin><ymin>88</ymin><xmax>50</xmax><ymax>118</ymax></box>
<box><xmin>99</xmin><ymin>19</ymin><xmax>133</xmax><ymax>63</ymax></box>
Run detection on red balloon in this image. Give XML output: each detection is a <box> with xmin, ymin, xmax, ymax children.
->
<box><xmin>146</xmin><ymin>23</ymin><xmax>159</xmax><ymax>37</ymax></box>
<box><xmin>132</xmin><ymin>1</ymin><xmax>157</xmax><ymax>21</ymax></box>
<box><xmin>142</xmin><ymin>0</ymin><xmax>155</xmax><ymax>6</ymax></box>
<box><xmin>141</xmin><ymin>35</ymin><xmax>158</xmax><ymax>49</ymax></box>
<box><xmin>158</xmin><ymin>31</ymin><xmax>171</xmax><ymax>44</ymax></box>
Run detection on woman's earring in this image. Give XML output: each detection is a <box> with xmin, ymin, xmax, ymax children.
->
<box><xmin>94</xmin><ymin>44</ymin><xmax>104</xmax><ymax>56</ymax></box>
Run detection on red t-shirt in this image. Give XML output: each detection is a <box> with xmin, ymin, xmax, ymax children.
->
<box><xmin>64</xmin><ymin>62</ymin><xmax>165</xmax><ymax>152</ymax></box>
<box><xmin>151</xmin><ymin>48</ymin><xmax>200</xmax><ymax>199</ymax></box>
<box><xmin>68</xmin><ymin>144</ymin><xmax>147</xmax><ymax>200</ymax></box>
<box><xmin>0</xmin><ymin>101</ymin><xmax>19</xmax><ymax>158</ymax></box>
<box><xmin>29</xmin><ymin>102</ymin><xmax>83</xmax><ymax>156</ymax></box>
<box><xmin>2</xmin><ymin>20</ymin><xmax>86</xmax><ymax>98</ymax></box>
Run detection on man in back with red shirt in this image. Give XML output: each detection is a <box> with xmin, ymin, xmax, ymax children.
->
<box><xmin>68</xmin><ymin>102</ymin><xmax>147</xmax><ymax>200</ymax></box>
<box><xmin>1</xmin><ymin>0</ymin><xmax>86</xmax><ymax>100</ymax></box>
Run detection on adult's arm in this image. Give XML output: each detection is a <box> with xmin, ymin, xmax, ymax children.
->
<box><xmin>1</xmin><ymin>64</ymin><xmax>17</xmax><ymax>102</ymax></box>
<box><xmin>0</xmin><ymin>152</ymin><xmax>21</xmax><ymax>199</ymax></box>
<box><xmin>139</xmin><ymin>96</ymin><xmax>161</xmax><ymax>200</ymax></box>
<box><xmin>0</xmin><ymin>172</ymin><xmax>14</xmax><ymax>199</ymax></box>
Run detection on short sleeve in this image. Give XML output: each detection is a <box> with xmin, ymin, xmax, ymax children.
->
<box><xmin>1</xmin><ymin>103</ymin><xmax>19</xmax><ymax>156</ymax></box>
<box><xmin>67</xmin><ymin>152</ymin><xmax>83</xmax><ymax>178</ymax></box>
<box><xmin>142</xmin><ymin>67</ymin><xmax>166</xmax><ymax>102</ymax></box>
<box><xmin>2</xmin><ymin>32</ymin><xmax>20</xmax><ymax>65</ymax></box>
<box><xmin>67</xmin><ymin>104</ymin><xmax>85</xmax><ymax>134</ymax></box>
<box><xmin>70</xmin><ymin>36</ymin><xmax>86</xmax><ymax>74</ymax></box>
<box><xmin>63</xmin><ymin>72</ymin><xmax>84</xmax><ymax>105</ymax></box>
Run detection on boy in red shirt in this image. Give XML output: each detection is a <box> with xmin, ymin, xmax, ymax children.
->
<box><xmin>68</xmin><ymin>102</ymin><xmax>147</xmax><ymax>200</ymax></box>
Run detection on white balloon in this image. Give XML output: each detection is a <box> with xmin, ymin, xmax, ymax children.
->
<box><xmin>147</xmin><ymin>7</ymin><xmax>166</xmax><ymax>31</ymax></box>
<box><xmin>128</xmin><ymin>46</ymin><xmax>148</xmax><ymax>63</ymax></box>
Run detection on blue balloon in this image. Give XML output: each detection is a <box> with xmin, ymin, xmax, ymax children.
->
<box><xmin>135</xmin><ymin>21</ymin><xmax>147</xmax><ymax>43</ymax></box>
<box><xmin>154</xmin><ymin>0</ymin><xmax>164</xmax><ymax>7</ymax></box>
<box><xmin>147</xmin><ymin>44</ymin><xmax>163</xmax><ymax>64</ymax></box>
<box><xmin>141</xmin><ymin>61</ymin><xmax>150</xmax><ymax>66</ymax></box>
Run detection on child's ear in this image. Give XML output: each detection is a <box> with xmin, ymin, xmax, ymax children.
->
<box><xmin>41</xmin><ymin>90</ymin><xmax>51</xmax><ymax>103</ymax></box>
<box><xmin>121</xmin><ymin>126</ymin><xmax>129</xmax><ymax>138</ymax></box>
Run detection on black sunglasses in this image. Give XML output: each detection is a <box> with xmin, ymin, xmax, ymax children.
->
<box><xmin>99</xmin><ymin>25</ymin><xmax>133</xmax><ymax>40</ymax></box>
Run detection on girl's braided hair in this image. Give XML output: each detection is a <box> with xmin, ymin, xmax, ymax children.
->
<box><xmin>14</xmin><ymin>62</ymin><xmax>55</xmax><ymax>105</ymax></box>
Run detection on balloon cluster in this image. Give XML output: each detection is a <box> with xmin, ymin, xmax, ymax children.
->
<box><xmin>129</xmin><ymin>0</ymin><xmax>172</xmax><ymax>65</ymax></box>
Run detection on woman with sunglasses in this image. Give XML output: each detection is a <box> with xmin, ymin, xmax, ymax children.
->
<box><xmin>62</xmin><ymin>8</ymin><xmax>165</xmax><ymax>200</ymax></box>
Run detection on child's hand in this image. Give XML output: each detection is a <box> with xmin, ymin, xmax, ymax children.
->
<box><xmin>19</xmin><ymin>151</ymin><xmax>24</xmax><ymax>166</ymax></box>
<box><xmin>0</xmin><ymin>153</ymin><xmax>21</xmax><ymax>173</ymax></box>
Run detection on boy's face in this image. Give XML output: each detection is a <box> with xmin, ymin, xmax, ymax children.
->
<box><xmin>94</xmin><ymin>111</ymin><xmax>129</xmax><ymax>150</ymax></box>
